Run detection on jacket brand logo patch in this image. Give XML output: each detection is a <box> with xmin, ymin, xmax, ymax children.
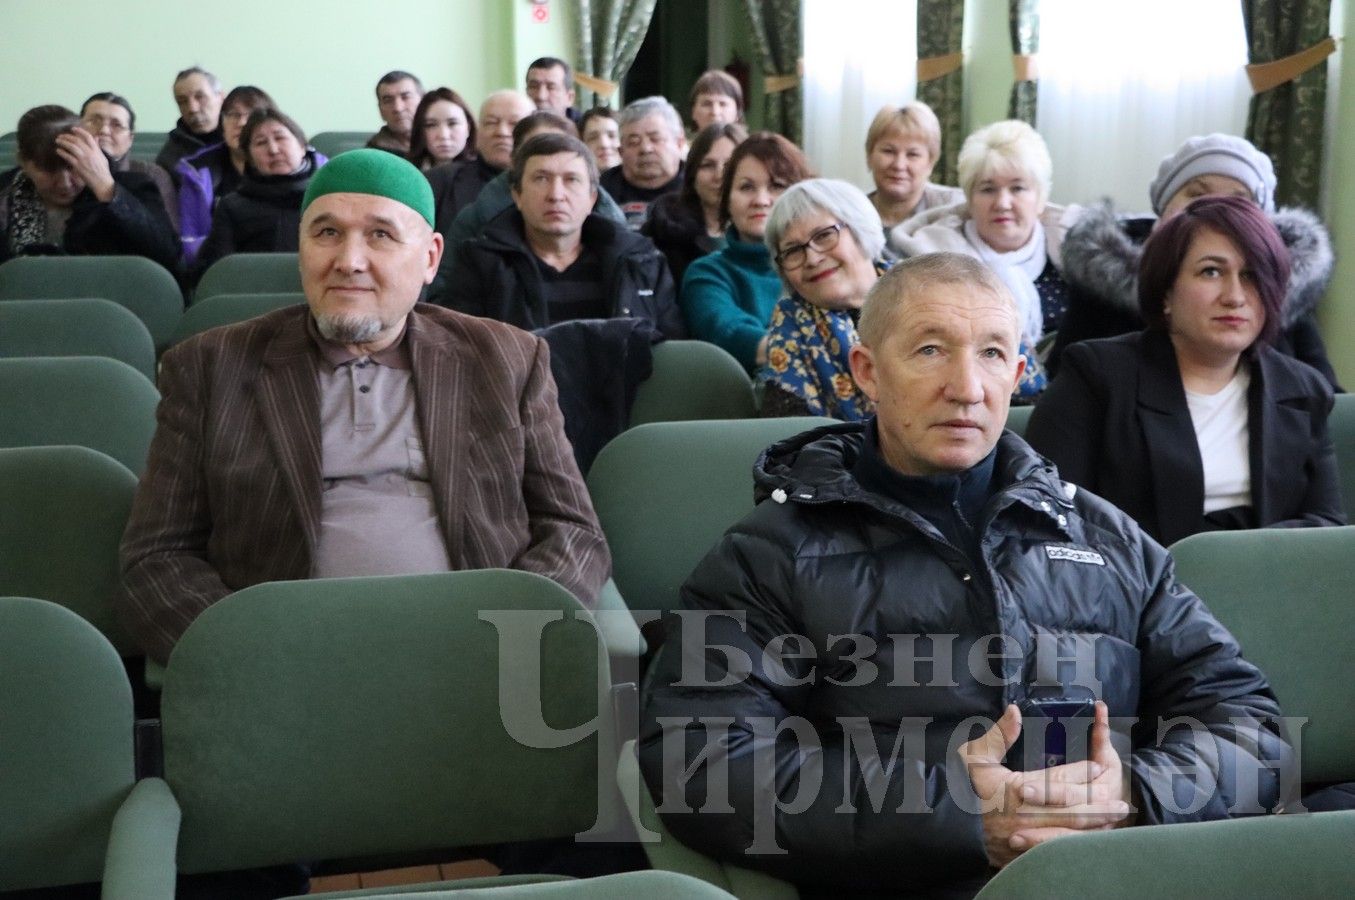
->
<box><xmin>1045</xmin><ymin>546</ymin><xmax>1105</xmax><ymax>566</ymax></box>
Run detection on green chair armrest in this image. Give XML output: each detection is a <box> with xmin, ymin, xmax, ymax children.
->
<box><xmin>976</xmin><ymin>810</ymin><xmax>1355</xmax><ymax>898</ymax></box>
<box><xmin>616</xmin><ymin>740</ymin><xmax>798</xmax><ymax>899</ymax></box>
<box><xmin>592</xmin><ymin>578</ymin><xmax>647</xmax><ymax>661</ymax></box>
<box><xmin>101</xmin><ymin>777</ymin><xmax>181</xmax><ymax>900</ymax></box>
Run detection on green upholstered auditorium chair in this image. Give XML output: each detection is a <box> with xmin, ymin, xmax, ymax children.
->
<box><xmin>0</xmin><ymin>254</ymin><xmax>183</xmax><ymax>352</ymax></box>
<box><xmin>629</xmin><ymin>340</ymin><xmax>758</xmax><ymax>426</ymax></box>
<box><xmin>110</xmin><ymin>570</ymin><xmax>629</xmax><ymax>896</ymax></box>
<box><xmin>309</xmin><ymin>131</ymin><xmax>377</xmax><ymax>160</ymax></box>
<box><xmin>0</xmin><ymin>297</ymin><xmax>156</xmax><ymax>380</ymax></box>
<box><xmin>975</xmin><ymin>810</ymin><xmax>1355</xmax><ymax>898</ymax></box>
<box><xmin>193</xmin><ymin>251</ymin><xmax>303</xmax><ymax>302</ymax></box>
<box><xmin>1170</xmin><ymin>526</ymin><xmax>1355</xmax><ymax>792</ymax></box>
<box><xmin>587</xmin><ymin>417</ymin><xmax>837</xmax><ymax>621</ymax></box>
<box><xmin>172</xmin><ymin>291</ymin><xmax>306</xmax><ymax>344</ymax></box>
<box><xmin>0</xmin><ymin>356</ymin><xmax>159</xmax><ymax>475</ymax></box>
<box><xmin>0</xmin><ymin>446</ymin><xmax>139</xmax><ymax>653</ymax></box>
<box><xmin>0</xmin><ymin>596</ymin><xmax>176</xmax><ymax>896</ymax></box>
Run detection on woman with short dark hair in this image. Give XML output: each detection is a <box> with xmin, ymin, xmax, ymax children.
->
<box><xmin>679</xmin><ymin>132</ymin><xmax>811</xmax><ymax>373</ymax></box>
<box><xmin>407</xmin><ymin>87</ymin><xmax>477</xmax><ymax>171</ymax></box>
<box><xmin>1027</xmin><ymin>195</ymin><xmax>1344</xmax><ymax>547</ymax></box>
<box><xmin>193</xmin><ymin>107</ymin><xmax>325</xmax><ymax>279</ymax></box>
<box><xmin>0</xmin><ymin>104</ymin><xmax>177</xmax><ymax>268</ymax></box>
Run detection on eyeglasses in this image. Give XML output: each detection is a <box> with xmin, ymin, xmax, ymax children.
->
<box><xmin>775</xmin><ymin>223</ymin><xmax>844</xmax><ymax>270</ymax></box>
<box><xmin>81</xmin><ymin>115</ymin><xmax>129</xmax><ymax>134</ymax></box>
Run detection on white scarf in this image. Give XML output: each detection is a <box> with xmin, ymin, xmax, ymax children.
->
<box><xmin>963</xmin><ymin>218</ymin><xmax>1046</xmax><ymax>344</ymax></box>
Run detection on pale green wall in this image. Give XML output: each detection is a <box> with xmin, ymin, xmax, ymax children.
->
<box><xmin>0</xmin><ymin>0</ymin><xmax>577</xmax><ymax>140</ymax></box>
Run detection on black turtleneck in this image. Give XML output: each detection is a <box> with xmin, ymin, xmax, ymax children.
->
<box><xmin>852</xmin><ymin>418</ymin><xmax>998</xmax><ymax>562</ymax></box>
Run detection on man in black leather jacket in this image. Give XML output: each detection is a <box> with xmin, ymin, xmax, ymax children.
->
<box><xmin>639</xmin><ymin>252</ymin><xmax>1292</xmax><ymax>896</ymax></box>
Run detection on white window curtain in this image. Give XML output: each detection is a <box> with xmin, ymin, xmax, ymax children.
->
<box><xmin>1037</xmin><ymin>0</ymin><xmax>1251</xmax><ymax>212</ymax></box>
<box><xmin>802</xmin><ymin>0</ymin><xmax>918</xmax><ymax>191</ymax></box>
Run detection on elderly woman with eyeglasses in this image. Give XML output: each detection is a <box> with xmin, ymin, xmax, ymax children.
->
<box><xmin>758</xmin><ymin>179</ymin><xmax>888</xmax><ymax>419</ymax></box>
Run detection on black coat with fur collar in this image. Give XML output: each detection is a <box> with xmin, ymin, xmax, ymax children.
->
<box><xmin>1048</xmin><ymin>202</ymin><xmax>1339</xmax><ymax>389</ymax></box>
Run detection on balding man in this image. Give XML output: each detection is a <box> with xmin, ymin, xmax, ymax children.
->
<box><xmin>427</xmin><ymin>90</ymin><xmax>535</xmax><ymax>237</ymax></box>
<box><xmin>120</xmin><ymin>149</ymin><xmax>609</xmax><ymax>664</ymax></box>
<box><xmin>639</xmin><ymin>252</ymin><xmax>1292</xmax><ymax>896</ymax></box>
<box><xmin>155</xmin><ymin>66</ymin><xmax>225</xmax><ymax>177</ymax></box>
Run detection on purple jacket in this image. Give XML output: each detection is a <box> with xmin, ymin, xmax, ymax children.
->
<box><xmin>176</xmin><ymin>143</ymin><xmax>327</xmax><ymax>264</ymax></box>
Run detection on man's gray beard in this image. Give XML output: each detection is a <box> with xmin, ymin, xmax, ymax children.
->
<box><xmin>314</xmin><ymin>312</ymin><xmax>384</xmax><ymax>345</ymax></box>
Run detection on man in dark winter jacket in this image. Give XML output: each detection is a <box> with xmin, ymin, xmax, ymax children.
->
<box><xmin>639</xmin><ymin>252</ymin><xmax>1293</xmax><ymax>896</ymax></box>
<box><xmin>155</xmin><ymin>67</ymin><xmax>224</xmax><ymax>178</ymax></box>
<box><xmin>438</xmin><ymin>132</ymin><xmax>683</xmax><ymax>338</ymax></box>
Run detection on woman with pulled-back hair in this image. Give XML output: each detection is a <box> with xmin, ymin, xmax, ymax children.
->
<box><xmin>193</xmin><ymin>107</ymin><xmax>326</xmax><ymax>279</ymax></box>
<box><xmin>1027</xmin><ymin>194</ymin><xmax>1344</xmax><ymax>547</ymax></box>
<box><xmin>0</xmin><ymin>104</ymin><xmax>177</xmax><ymax>268</ymax></box>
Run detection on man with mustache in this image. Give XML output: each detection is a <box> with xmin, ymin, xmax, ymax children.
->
<box><xmin>154</xmin><ymin>66</ymin><xmax>225</xmax><ymax>179</ymax></box>
<box><xmin>119</xmin><ymin>149</ymin><xmax>609</xmax><ymax>665</ymax></box>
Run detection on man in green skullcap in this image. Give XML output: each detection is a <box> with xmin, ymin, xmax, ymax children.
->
<box><xmin>119</xmin><ymin>149</ymin><xmax>610</xmax><ymax>664</ymax></box>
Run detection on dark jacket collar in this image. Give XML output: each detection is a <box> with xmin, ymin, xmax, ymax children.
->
<box><xmin>754</xmin><ymin>422</ymin><xmax>1074</xmax><ymax>539</ymax></box>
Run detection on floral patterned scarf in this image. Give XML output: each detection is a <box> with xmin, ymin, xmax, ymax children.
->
<box><xmin>757</xmin><ymin>259</ymin><xmax>1047</xmax><ymax>417</ymax></box>
<box><xmin>1</xmin><ymin>172</ymin><xmax>53</xmax><ymax>257</ymax></box>
<box><xmin>757</xmin><ymin>286</ymin><xmax>877</xmax><ymax>422</ymax></box>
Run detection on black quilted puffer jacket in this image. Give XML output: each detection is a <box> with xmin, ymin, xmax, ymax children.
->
<box><xmin>639</xmin><ymin>422</ymin><xmax>1290</xmax><ymax>895</ymax></box>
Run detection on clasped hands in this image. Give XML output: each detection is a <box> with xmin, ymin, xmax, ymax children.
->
<box><xmin>959</xmin><ymin>701</ymin><xmax>1134</xmax><ymax>869</ymax></box>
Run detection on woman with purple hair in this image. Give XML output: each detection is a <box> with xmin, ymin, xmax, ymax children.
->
<box><xmin>1027</xmin><ymin>194</ymin><xmax>1345</xmax><ymax>547</ymax></box>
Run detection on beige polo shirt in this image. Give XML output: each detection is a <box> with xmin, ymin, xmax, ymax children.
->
<box><xmin>308</xmin><ymin>316</ymin><xmax>452</xmax><ymax>578</ymax></box>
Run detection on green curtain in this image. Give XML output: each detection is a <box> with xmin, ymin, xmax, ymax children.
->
<box><xmin>1007</xmin><ymin>0</ymin><xmax>1039</xmax><ymax>123</ymax></box>
<box><xmin>916</xmin><ymin>0</ymin><xmax>965</xmax><ymax>185</ymax></box>
<box><xmin>1241</xmin><ymin>0</ymin><xmax>1332</xmax><ymax>208</ymax></box>
<box><xmin>572</xmin><ymin>0</ymin><xmax>659</xmax><ymax>108</ymax></box>
<box><xmin>741</xmin><ymin>0</ymin><xmax>803</xmax><ymax>145</ymax></box>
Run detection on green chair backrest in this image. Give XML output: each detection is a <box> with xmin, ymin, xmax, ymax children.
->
<box><xmin>1005</xmin><ymin>404</ymin><xmax>1033</xmax><ymax>437</ymax></box>
<box><xmin>0</xmin><ymin>297</ymin><xmax>156</xmax><ymax>380</ymax></box>
<box><xmin>976</xmin><ymin>810</ymin><xmax>1355</xmax><ymax>898</ymax></box>
<box><xmin>0</xmin><ymin>596</ymin><xmax>135</xmax><ymax>892</ymax></box>
<box><xmin>126</xmin><ymin>133</ymin><xmax>170</xmax><ymax>164</ymax></box>
<box><xmin>1169</xmin><ymin>526</ymin><xmax>1355</xmax><ymax>784</ymax></box>
<box><xmin>0</xmin><ymin>446</ymin><xmax>139</xmax><ymax>654</ymax></box>
<box><xmin>629</xmin><ymin>341</ymin><xmax>757</xmax><ymax>426</ymax></box>
<box><xmin>172</xmin><ymin>292</ymin><xmax>305</xmax><ymax>345</ymax></box>
<box><xmin>1325</xmin><ymin>393</ymin><xmax>1355</xmax><ymax>514</ymax></box>
<box><xmin>0</xmin><ymin>254</ymin><xmax>182</xmax><ymax>352</ymax></box>
<box><xmin>309</xmin><ymin>131</ymin><xmax>375</xmax><ymax>159</ymax></box>
<box><xmin>587</xmin><ymin>417</ymin><xmax>838</xmax><ymax>618</ymax></box>
<box><xmin>193</xmin><ymin>252</ymin><xmax>302</xmax><ymax>302</ymax></box>
<box><xmin>0</xmin><ymin>356</ymin><xmax>159</xmax><ymax>475</ymax></box>
<box><xmin>162</xmin><ymin>569</ymin><xmax>614</xmax><ymax>875</ymax></box>
<box><xmin>0</xmin><ymin>131</ymin><xmax>16</xmax><ymax>168</ymax></box>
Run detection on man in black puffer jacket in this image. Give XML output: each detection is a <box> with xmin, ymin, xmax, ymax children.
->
<box><xmin>435</xmin><ymin>132</ymin><xmax>682</xmax><ymax>338</ymax></box>
<box><xmin>640</xmin><ymin>253</ymin><xmax>1292</xmax><ymax>897</ymax></box>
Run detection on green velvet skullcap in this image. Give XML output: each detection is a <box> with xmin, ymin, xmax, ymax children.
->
<box><xmin>301</xmin><ymin>148</ymin><xmax>435</xmax><ymax>227</ymax></box>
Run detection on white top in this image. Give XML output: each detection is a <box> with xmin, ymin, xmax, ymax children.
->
<box><xmin>1185</xmin><ymin>369</ymin><xmax>1252</xmax><ymax>514</ymax></box>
